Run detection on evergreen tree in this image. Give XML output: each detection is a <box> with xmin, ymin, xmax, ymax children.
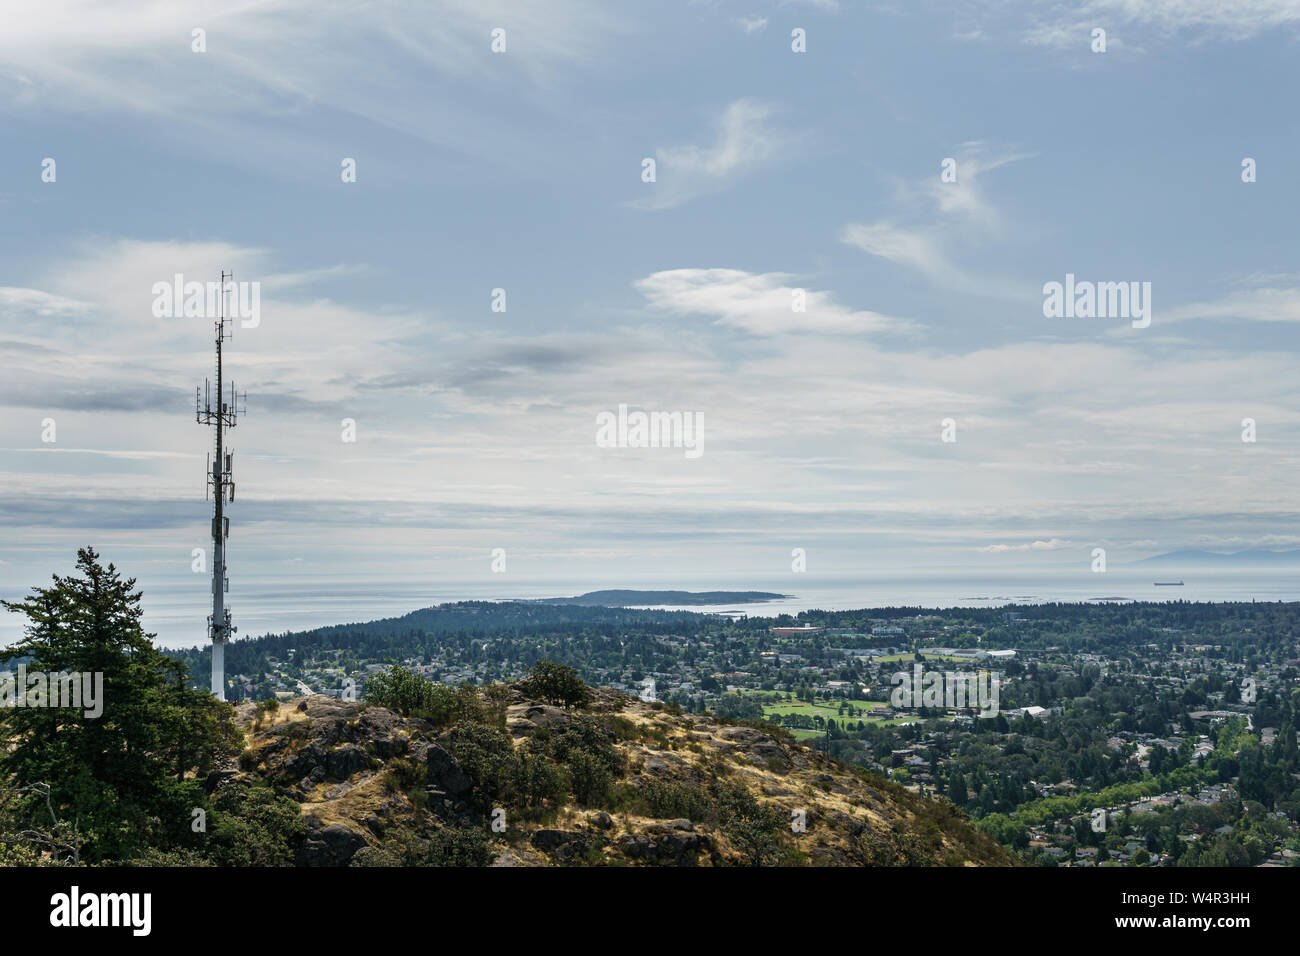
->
<box><xmin>948</xmin><ymin>769</ymin><xmax>968</xmax><ymax>807</ymax></box>
<box><xmin>0</xmin><ymin>548</ymin><xmax>241</xmax><ymax>862</ymax></box>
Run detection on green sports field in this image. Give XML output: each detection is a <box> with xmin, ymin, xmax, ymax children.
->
<box><xmin>755</xmin><ymin>696</ymin><xmax>914</xmax><ymax>729</ymax></box>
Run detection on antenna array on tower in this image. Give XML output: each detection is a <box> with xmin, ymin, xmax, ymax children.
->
<box><xmin>195</xmin><ymin>270</ymin><xmax>248</xmax><ymax>702</ymax></box>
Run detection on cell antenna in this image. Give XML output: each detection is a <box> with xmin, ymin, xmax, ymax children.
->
<box><xmin>195</xmin><ymin>270</ymin><xmax>247</xmax><ymax>701</ymax></box>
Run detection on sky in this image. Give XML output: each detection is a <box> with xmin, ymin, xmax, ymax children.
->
<box><xmin>1</xmin><ymin>0</ymin><xmax>1299</xmax><ymax>644</ymax></box>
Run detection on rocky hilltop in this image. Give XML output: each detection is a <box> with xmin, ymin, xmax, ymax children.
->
<box><xmin>229</xmin><ymin>683</ymin><xmax>1013</xmax><ymax>867</ymax></box>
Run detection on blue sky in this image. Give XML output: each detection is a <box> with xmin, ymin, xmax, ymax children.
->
<box><xmin>2</xmin><ymin>0</ymin><xmax>1299</xmax><ymax>642</ymax></box>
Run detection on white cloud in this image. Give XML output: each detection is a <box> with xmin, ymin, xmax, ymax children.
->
<box><xmin>634</xmin><ymin>268</ymin><xmax>910</xmax><ymax>335</ymax></box>
<box><xmin>840</xmin><ymin>143</ymin><xmax>1033</xmax><ymax>300</ymax></box>
<box><xmin>920</xmin><ymin>144</ymin><xmax>1030</xmax><ymax>227</ymax></box>
<box><xmin>0</xmin><ymin>237</ymin><xmax>435</xmax><ymax>417</ymax></box>
<box><xmin>735</xmin><ymin>16</ymin><xmax>769</xmax><ymax>33</ymax></box>
<box><xmin>0</xmin><ymin>0</ymin><xmax>625</xmax><ymax>169</ymax></box>
<box><xmin>5</xmin><ymin>238</ymin><xmax>1299</xmax><ymax>593</ymax></box>
<box><xmin>1161</xmin><ymin>282</ymin><xmax>1300</xmax><ymax>323</ymax></box>
<box><xmin>838</xmin><ymin>223</ymin><xmax>954</xmax><ymax>279</ymax></box>
<box><xmin>0</xmin><ymin>287</ymin><xmax>90</xmax><ymax>317</ymax></box>
<box><xmin>1095</xmin><ymin>0</ymin><xmax>1300</xmax><ymax>34</ymax></box>
<box><xmin>1022</xmin><ymin>0</ymin><xmax>1300</xmax><ymax>47</ymax></box>
<box><xmin>629</xmin><ymin>99</ymin><xmax>792</xmax><ymax>210</ymax></box>
<box><xmin>978</xmin><ymin>538</ymin><xmax>1073</xmax><ymax>552</ymax></box>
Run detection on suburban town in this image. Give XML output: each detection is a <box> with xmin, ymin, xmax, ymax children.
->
<box><xmin>178</xmin><ymin>598</ymin><xmax>1300</xmax><ymax>868</ymax></box>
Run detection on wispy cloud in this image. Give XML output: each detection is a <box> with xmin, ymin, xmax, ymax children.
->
<box><xmin>839</xmin><ymin>143</ymin><xmax>1033</xmax><ymax>300</ymax></box>
<box><xmin>1022</xmin><ymin>0</ymin><xmax>1300</xmax><ymax>48</ymax></box>
<box><xmin>838</xmin><ymin>223</ymin><xmax>956</xmax><ymax>281</ymax></box>
<box><xmin>634</xmin><ymin>268</ymin><xmax>911</xmax><ymax>335</ymax></box>
<box><xmin>0</xmin><ymin>287</ymin><xmax>91</xmax><ymax>317</ymax></box>
<box><xmin>1161</xmin><ymin>279</ymin><xmax>1300</xmax><ymax>324</ymax></box>
<box><xmin>628</xmin><ymin>99</ymin><xmax>793</xmax><ymax>211</ymax></box>
<box><xmin>918</xmin><ymin>144</ymin><xmax>1031</xmax><ymax>227</ymax></box>
<box><xmin>978</xmin><ymin>538</ymin><xmax>1073</xmax><ymax>553</ymax></box>
<box><xmin>0</xmin><ymin>238</ymin><xmax>436</xmax><ymax>420</ymax></box>
<box><xmin>0</xmin><ymin>0</ymin><xmax>626</xmax><ymax>171</ymax></box>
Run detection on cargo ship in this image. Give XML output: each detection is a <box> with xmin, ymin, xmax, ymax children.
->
<box><xmin>1153</xmin><ymin>580</ymin><xmax>1184</xmax><ymax>586</ymax></box>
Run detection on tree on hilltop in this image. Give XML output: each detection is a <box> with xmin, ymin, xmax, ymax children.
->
<box><xmin>0</xmin><ymin>547</ymin><xmax>241</xmax><ymax>862</ymax></box>
<box><xmin>519</xmin><ymin>660</ymin><xmax>592</xmax><ymax>709</ymax></box>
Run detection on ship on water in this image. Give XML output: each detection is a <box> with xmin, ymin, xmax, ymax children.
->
<box><xmin>1154</xmin><ymin>580</ymin><xmax>1185</xmax><ymax>586</ymax></box>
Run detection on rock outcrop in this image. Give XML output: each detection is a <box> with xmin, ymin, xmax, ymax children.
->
<box><xmin>232</xmin><ymin>689</ymin><xmax>1014</xmax><ymax>868</ymax></box>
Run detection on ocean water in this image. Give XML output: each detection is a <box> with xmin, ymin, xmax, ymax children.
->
<box><xmin>608</xmin><ymin>570</ymin><xmax>1300</xmax><ymax>619</ymax></box>
<box><xmin>2</xmin><ymin>567</ymin><xmax>1290</xmax><ymax>650</ymax></box>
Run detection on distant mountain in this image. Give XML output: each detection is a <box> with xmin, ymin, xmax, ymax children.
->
<box><xmin>1133</xmin><ymin>549</ymin><xmax>1300</xmax><ymax>567</ymax></box>
<box><xmin>534</xmin><ymin>589</ymin><xmax>787</xmax><ymax>607</ymax></box>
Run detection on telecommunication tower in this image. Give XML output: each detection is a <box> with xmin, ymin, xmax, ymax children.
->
<box><xmin>195</xmin><ymin>271</ymin><xmax>246</xmax><ymax>701</ymax></box>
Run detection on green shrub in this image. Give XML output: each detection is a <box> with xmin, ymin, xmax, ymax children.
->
<box><xmin>711</xmin><ymin>781</ymin><xmax>786</xmax><ymax>866</ymax></box>
<box><xmin>412</xmin><ymin>825</ymin><xmax>494</xmax><ymax>867</ymax></box>
<box><xmin>567</xmin><ymin>749</ymin><xmax>614</xmax><ymax>806</ymax></box>
<box><xmin>539</xmin><ymin>717</ymin><xmax>625</xmax><ymax>807</ymax></box>
<box><xmin>608</xmin><ymin>716</ymin><xmax>638</xmax><ymax>741</ymax></box>
<box><xmin>448</xmin><ymin>721</ymin><xmax>520</xmax><ymax>809</ymax></box>
<box><xmin>641</xmin><ymin>780</ymin><xmax>712</xmax><ymax>821</ymax></box>
<box><xmin>203</xmin><ymin>782</ymin><xmax>307</xmax><ymax>867</ymax></box>
<box><xmin>365</xmin><ymin>666</ymin><xmax>483</xmax><ymax>726</ymax></box>
<box><xmin>519</xmin><ymin>660</ymin><xmax>592</xmax><ymax>709</ymax></box>
<box><xmin>382</xmin><ymin>758</ymin><xmax>424</xmax><ymax>794</ymax></box>
<box><xmin>350</xmin><ymin>844</ymin><xmax>405</xmax><ymax>867</ymax></box>
<box><xmin>513</xmin><ymin>743</ymin><xmax>569</xmax><ymax>810</ymax></box>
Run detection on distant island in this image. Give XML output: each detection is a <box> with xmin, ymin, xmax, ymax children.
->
<box><xmin>532</xmin><ymin>589</ymin><xmax>788</xmax><ymax>607</ymax></box>
<box><xmin>1134</xmin><ymin>549</ymin><xmax>1300</xmax><ymax>567</ymax></box>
